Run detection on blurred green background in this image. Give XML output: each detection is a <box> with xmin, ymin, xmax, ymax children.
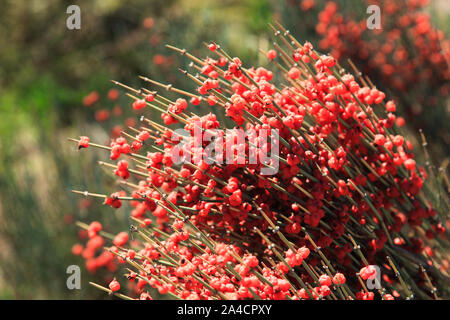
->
<box><xmin>0</xmin><ymin>0</ymin><xmax>448</xmax><ymax>299</ymax></box>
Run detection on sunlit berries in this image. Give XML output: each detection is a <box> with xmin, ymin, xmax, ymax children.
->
<box><xmin>288</xmin><ymin>67</ymin><xmax>301</xmax><ymax>79</ymax></box>
<box><xmin>78</xmin><ymin>136</ymin><xmax>90</xmax><ymax>149</ymax></box>
<box><xmin>208</xmin><ymin>43</ymin><xmax>217</xmax><ymax>51</ymax></box>
<box><xmin>267</xmin><ymin>49</ymin><xmax>277</xmax><ymax>60</ymax></box>
<box><xmin>132</xmin><ymin>99</ymin><xmax>147</xmax><ymax>110</ymax></box>
<box><xmin>145</xmin><ymin>93</ymin><xmax>155</xmax><ymax>102</ymax></box>
<box><xmin>333</xmin><ymin>273</ymin><xmax>346</xmax><ymax>285</ymax></box>
<box><xmin>404</xmin><ymin>158</ymin><xmax>416</xmax><ymax>171</ymax></box>
<box><xmin>109</xmin><ymin>278</ymin><xmax>120</xmax><ymax>292</ymax></box>
<box><xmin>318</xmin><ymin>275</ymin><xmax>332</xmax><ymax>286</ymax></box>
<box><xmin>113</xmin><ymin>232</ymin><xmax>129</xmax><ymax>247</ymax></box>
<box><xmin>71</xmin><ymin>29</ymin><xmax>446</xmax><ymax>301</ymax></box>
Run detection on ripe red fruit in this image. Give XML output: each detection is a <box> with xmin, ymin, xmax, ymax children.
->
<box><xmin>109</xmin><ymin>278</ymin><xmax>120</xmax><ymax>292</ymax></box>
<box><xmin>208</xmin><ymin>43</ymin><xmax>217</xmax><ymax>51</ymax></box>
<box><xmin>319</xmin><ymin>285</ymin><xmax>331</xmax><ymax>296</ymax></box>
<box><xmin>297</xmin><ymin>246</ymin><xmax>310</xmax><ymax>259</ymax></box>
<box><xmin>126</xmin><ymin>250</ymin><xmax>136</xmax><ymax>260</ymax></box>
<box><xmin>207</xmin><ymin>95</ymin><xmax>217</xmax><ymax>106</ymax></box>
<box><xmin>108</xmin><ymin>89</ymin><xmax>119</xmax><ymax>101</ymax></box>
<box><xmin>404</xmin><ymin>158</ymin><xmax>416</xmax><ymax>171</ymax></box>
<box><xmin>333</xmin><ymin>273</ymin><xmax>346</xmax><ymax>285</ymax></box>
<box><xmin>288</xmin><ymin>67</ymin><xmax>301</xmax><ymax>80</ymax></box>
<box><xmin>71</xmin><ymin>244</ymin><xmax>83</xmax><ymax>255</ymax></box>
<box><xmin>319</xmin><ymin>275</ymin><xmax>332</xmax><ymax>286</ymax></box>
<box><xmin>132</xmin><ymin>140</ymin><xmax>142</xmax><ymax>151</ymax></box>
<box><xmin>83</xmin><ymin>91</ymin><xmax>99</xmax><ymax>107</ymax></box>
<box><xmin>89</xmin><ymin>221</ymin><xmax>102</xmax><ymax>232</ymax></box>
<box><xmin>374</xmin><ymin>134</ymin><xmax>386</xmax><ymax>146</ymax></box>
<box><xmin>145</xmin><ymin>94</ymin><xmax>155</xmax><ymax>102</ymax></box>
<box><xmin>385</xmin><ymin>100</ymin><xmax>396</xmax><ymax>112</ymax></box>
<box><xmin>393</xmin><ymin>135</ymin><xmax>404</xmax><ymax>147</ymax></box>
<box><xmin>190</xmin><ymin>96</ymin><xmax>200</xmax><ymax>106</ymax></box>
<box><xmin>132</xmin><ymin>99</ymin><xmax>147</xmax><ymax>110</ymax></box>
<box><xmin>78</xmin><ymin>136</ymin><xmax>90</xmax><ymax>149</ymax></box>
<box><xmin>266</xmin><ymin>49</ymin><xmax>277</xmax><ymax>60</ymax></box>
<box><xmin>137</xmin><ymin>131</ymin><xmax>150</xmax><ymax>142</ymax></box>
<box><xmin>359</xmin><ymin>265</ymin><xmax>377</xmax><ymax>280</ymax></box>
<box><xmin>113</xmin><ymin>232</ymin><xmax>129</xmax><ymax>247</ymax></box>
<box><xmin>179</xmin><ymin>168</ymin><xmax>191</xmax><ymax>178</ymax></box>
<box><xmin>396</xmin><ymin>117</ymin><xmax>405</xmax><ymax>127</ymax></box>
<box><xmin>70</xmin><ymin>29</ymin><xmax>445</xmax><ymax>301</ymax></box>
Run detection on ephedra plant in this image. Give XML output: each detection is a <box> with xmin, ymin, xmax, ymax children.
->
<box><xmin>70</xmin><ymin>23</ymin><xmax>449</xmax><ymax>300</ymax></box>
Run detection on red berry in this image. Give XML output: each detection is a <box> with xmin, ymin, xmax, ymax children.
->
<box><xmin>127</xmin><ymin>250</ymin><xmax>136</xmax><ymax>260</ymax></box>
<box><xmin>145</xmin><ymin>94</ymin><xmax>154</xmax><ymax>102</ymax></box>
<box><xmin>297</xmin><ymin>247</ymin><xmax>310</xmax><ymax>259</ymax></box>
<box><xmin>333</xmin><ymin>273</ymin><xmax>346</xmax><ymax>285</ymax></box>
<box><xmin>108</xmin><ymin>89</ymin><xmax>119</xmax><ymax>101</ymax></box>
<box><xmin>288</xmin><ymin>67</ymin><xmax>301</xmax><ymax>80</ymax></box>
<box><xmin>109</xmin><ymin>279</ymin><xmax>120</xmax><ymax>292</ymax></box>
<box><xmin>113</xmin><ymin>232</ymin><xmax>129</xmax><ymax>247</ymax></box>
<box><xmin>132</xmin><ymin>99</ymin><xmax>147</xmax><ymax>110</ymax></box>
<box><xmin>360</xmin><ymin>265</ymin><xmax>377</xmax><ymax>280</ymax></box>
<box><xmin>404</xmin><ymin>158</ymin><xmax>416</xmax><ymax>171</ymax></box>
<box><xmin>88</xmin><ymin>221</ymin><xmax>102</xmax><ymax>235</ymax></box>
<box><xmin>266</xmin><ymin>49</ymin><xmax>277</xmax><ymax>60</ymax></box>
<box><xmin>319</xmin><ymin>275</ymin><xmax>332</xmax><ymax>286</ymax></box>
<box><xmin>71</xmin><ymin>244</ymin><xmax>83</xmax><ymax>255</ymax></box>
<box><xmin>385</xmin><ymin>100</ymin><xmax>396</xmax><ymax>112</ymax></box>
<box><xmin>190</xmin><ymin>96</ymin><xmax>200</xmax><ymax>106</ymax></box>
<box><xmin>208</xmin><ymin>43</ymin><xmax>217</xmax><ymax>51</ymax></box>
<box><xmin>78</xmin><ymin>136</ymin><xmax>90</xmax><ymax>149</ymax></box>
<box><xmin>374</xmin><ymin>134</ymin><xmax>386</xmax><ymax>146</ymax></box>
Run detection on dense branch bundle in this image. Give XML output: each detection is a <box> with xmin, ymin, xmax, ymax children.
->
<box><xmin>71</xmin><ymin>23</ymin><xmax>449</xmax><ymax>300</ymax></box>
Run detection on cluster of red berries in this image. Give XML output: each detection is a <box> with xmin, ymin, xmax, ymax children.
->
<box><xmin>72</xmin><ymin>221</ymin><xmax>117</xmax><ymax>274</ymax></box>
<box><xmin>313</xmin><ymin>0</ymin><xmax>449</xmax><ymax>123</ymax></box>
<box><xmin>72</xmin><ymin>24</ymin><xmax>448</xmax><ymax>300</ymax></box>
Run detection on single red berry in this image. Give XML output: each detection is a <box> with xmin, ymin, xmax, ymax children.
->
<box><xmin>109</xmin><ymin>278</ymin><xmax>120</xmax><ymax>292</ymax></box>
<box><xmin>132</xmin><ymin>99</ymin><xmax>147</xmax><ymax>110</ymax></box>
<box><xmin>319</xmin><ymin>274</ymin><xmax>332</xmax><ymax>286</ymax></box>
<box><xmin>113</xmin><ymin>232</ymin><xmax>129</xmax><ymax>247</ymax></box>
<box><xmin>385</xmin><ymin>100</ymin><xmax>396</xmax><ymax>112</ymax></box>
<box><xmin>108</xmin><ymin>89</ymin><xmax>119</xmax><ymax>101</ymax></box>
<box><xmin>127</xmin><ymin>250</ymin><xmax>136</xmax><ymax>260</ymax></box>
<box><xmin>266</xmin><ymin>49</ymin><xmax>277</xmax><ymax>60</ymax></box>
<box><xmin>78</xmin><ymin>136</ymin><xmax>90</xmax><ymax>149</ymax></box>
<box><xmin>333</xmin><ymin>273</ymin><xmax>346</xmax><ymax>285</ymax></box>
<box><xmin>190</xmin><ymin>96</ymin><xmax>200</xmax><ymax>106</ymax></box>
<box><xmin>360</xmin><ymin>265</ymin><xmax>377</xmax><ymax>280</ymax></box>
<box><xmin>88</xmin><ymin>221</ymin><xmax>102</xmax><ymax>237</ymax></box>
<box><xmin>297</xmin><ymin>246</ymin><xmax>310</xmax><ymax>259</ymax></box>
<box><xmin>71</xmin><ymin>244</ymin><xmax>83</xmax><ymax>255</ymax></box>
<box><xmin>404</xmin><ymin>158</ymin><xmax>416</xmax><ymax>171</ymax></box>
<box><xmin>145</xmin><ymin>94</ymin><xmax>154</xmax><ymax>102</ymax></box>
<box><xmin>208</xmin><ymin>43</ymin><xmax>217</xmax><ymax>51</ymax></box>
<box><xmin>288</xmin><ymin>67</ymin><xmax>301</xmax><ymax>80</ymax></box>
<box><xmin>374</xmin><ymin>134</ymin><xmax>386</xmax><ymax>146</ymax></box>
